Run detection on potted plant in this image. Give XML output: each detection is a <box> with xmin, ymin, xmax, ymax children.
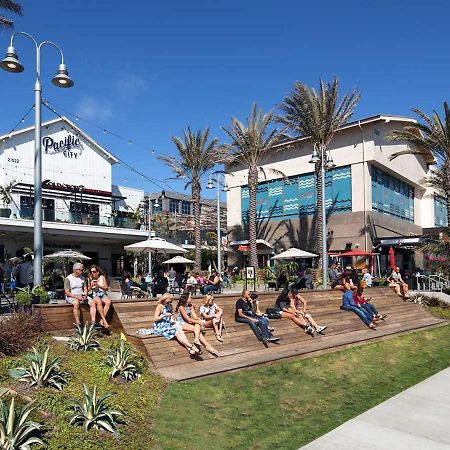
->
<box><xmin>0</xmin><ymin>180</ymin><xmax>15</xmax><ymax>218</ymax></box>
<box><xmin>16</xmin><ymin>286</ymin><xmax>32</xmax><ymax>311</ymax></box>
<box><xmin>31</xmin><ymin>285</ymin><xmax>50</xmax><ymax>304</ymax></box>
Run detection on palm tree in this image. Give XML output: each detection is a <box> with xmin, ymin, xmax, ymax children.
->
<box><xmin>223</xmin><ymin>104</ymin><xmax>286</xmax><ymax>269</ymax></box>
<box><xmin>0</xmin><ymin>0</ymin><xmax>22</xmax><ymax>29</ymax></box>
<box><xmin>159</xmin><ymin>128</ymin><xmax>224</xmax><ymax>271</ymax></box>
<box><xmin>278</xmin><ymin>77</ymin><xmax>360</xmax><ymax>273</ymax></box>
<box><xmin>387</xmin><ymin>102</ymin><xmax>450</xmax><ymax>224</ymax></box>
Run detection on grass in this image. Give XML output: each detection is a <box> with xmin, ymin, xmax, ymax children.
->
<box><xmin>153</xmin><ymin>324</ymin><xmax>450</xmax><ymax>450</ymax></box>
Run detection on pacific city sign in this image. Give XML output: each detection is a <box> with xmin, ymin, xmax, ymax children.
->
<box><xmin>42</xmin><ymin>134</ymin><xmax>83</xmax><ymax>159</ymax></box>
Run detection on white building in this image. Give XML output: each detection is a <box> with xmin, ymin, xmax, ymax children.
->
<box><xmin>225</xmin><ymin>114</ymin><xmax>447</xmax><ymax>273</ymax></box>
<box><xmin>0</xmin><ymin>117</ymin><xmax>148</xmax><ymax>275</ymax></box>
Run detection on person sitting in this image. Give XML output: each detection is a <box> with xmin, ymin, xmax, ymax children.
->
<box><xmin>340</xmin><ymin>275</ymin><xmax>377</xmax><ymax>329</ymax></box>
<box><xmin>140</xmin><ymin>277</ymin><xmax>149</xmax><ymax>293</ymax></box>
<box><xmin>354</xmin><ymin>286</ymin><xmax>386</xmax><ymax>321</ymax></box>
<box><xmin>235</xmin><ymin>289</ymin><xmax>279</xmax><ymax>345</ymax></box>
<box><xmin>143</xmin><ymin>293</ymin><xmax>200</xmax><ymax>356</ymax></box>
<box><xmin>176</xmin><ymin>293</ymin><xmax>219</xmax><ymax>356</ymax></box>
<box><xmin>200</xmin><ymin>294</ymin><xmax>224</xmax><ymax>342</ymax></box>
<box><xmin>387</xmin><ymin>267</ymin><xmax>409</xmax><ymax>298</ymax></box>
<box><xmin>86</xmin><ymin>264</ymin><xmax>111</xmax><ymax>331</ymax></box>
<box><xmin>183</xmin><ymin>272</ymin><xmax>197</xmax><ymax>294</ymax></box>
<box><xmin>152</xmin><ymin>270</ymin><xmax>169</xmax><ymax>297</ymax></box>
<box><xmin>64</xmin><ymin>262</ymin><xmax>99</xmax><ymax>328</ymax></box>
<box><xmin>195</xmin><ymin>272</ymin><xmax>206</xmax><ymax>288</ymax></box>
<box><xmin>328</xmin><ymin>264</ymin><xmax>341</xmax><ymax>288</ymax></box>
<box><xmin>46</xmin><ymin>269</ymin><xmax>65</xmax><ymax>300</ymax></box>
<box><xmin>201</xmin><ymin>270</ymin><xmax>221</xmax><ymax>295</ymax></box>
<box><xmin>121</xmin><ymin>271</ymin><xmax>149</xmax><ymax>298</ymax></box>
<box><xmin>361</xmin><ymin>268</ymin><xmax>373</xmax><ymax>288</ymax></box>
<box><xmin>288</xmin><ymin>287</ymin><xmax>327</xmax><ymax>334</ymax></box>
<box><xmin>276</xmin><ymin>271</ymin><xmax>288</xmax><ymax>289</ymax></box>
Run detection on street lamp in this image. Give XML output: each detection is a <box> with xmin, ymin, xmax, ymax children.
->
<box><xmin>144</xmin><ymin>195</ymin><xmax>160</xmax><ymax>275</ymax></box>
<box><xmin>207</xmin><ymin>173</ymin><xmax>228</xmax><ymax>275</ymax></box>
<box><xmin>309</xmin><ymin>142</ymin><xmax>336</xmax><ymax>289</ymax></box>
<box><xmin>1</xmin><ymin>32</ymin><xmax>74</xmax><ymax>286</ymax></box>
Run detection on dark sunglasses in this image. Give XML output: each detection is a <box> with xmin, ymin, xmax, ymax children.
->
<box><xmin>90</xmin><ymin>270</ymin><xmax>98</xmax><ymax>273</ymax></box>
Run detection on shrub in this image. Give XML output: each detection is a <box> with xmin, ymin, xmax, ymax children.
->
<box><xmin>107</xmin><ymin>341</ymin><xmax>141</xmax><ymax>381</ymax></box>
<box><xmin>69</xmin><ymin>384</ymin><xmax>124</xmax><ymax>433</ymax></box>
<box><xmin>15</xmin><ymin>286</ymin><xmax>32</xmax><ymax>307</ymax></box>
<box><xmin>9</xmin><ymin>347</ymin><xmax>67</xmax><ymax>391</ymax></box>
<box><xmin>68</xmin><ymin>324</ymin><xmax>100</xmax><ymax>351</ymax></box>
<box><xmin>0</xmin><ymin>397</ymin><xmax>44</xmax><ymax>449</ymax></box>
<box><xmin>0</xmin><ymin>312</ymin><xmax>44</xmax><ymax>357</ymax></box>
<box><xmin>406</xmin><ymin>294</ymin><xmax>449</xmax><ymax>309</ymax></box>
<box><xmin>31</xmin><ymin>285</ymin><xmax>50</xmax><ymax>304</ymax></box>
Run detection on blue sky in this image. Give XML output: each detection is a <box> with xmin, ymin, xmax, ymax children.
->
<box><xmin>0</xmin><ymin>0</ymin><xmax>449</xmax><ymax>200</ymax></box>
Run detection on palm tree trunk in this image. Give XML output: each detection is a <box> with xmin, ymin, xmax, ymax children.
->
<box><xmin>192</xmin><ymin>182</ymin><xmax>202</xmax><ymax>272</ymax></box>
<box><xmin>315</xmin><ymin>159</ymin><xmax>324</xmax><ymax>275</ymax></box>
<box><xmin>248</xmin><ymin>165</ymin><xmax>259</xmax><ymax>269</ymax></box>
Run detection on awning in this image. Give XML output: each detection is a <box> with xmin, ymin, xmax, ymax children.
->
<box><xmin>378</xmin><ymin>237</ymin><xmax>430</xmax><ymax>248</ymax></box>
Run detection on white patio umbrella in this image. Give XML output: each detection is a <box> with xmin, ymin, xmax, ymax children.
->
<box><xmin>272</xmin><ymin>248</ymin><xmax>318</xmax><ymax>260</ymax></box>
<box><xmin>124</xmin><ymin>237</ymin><xmax>187</xmax><ymax>255</ymax></box>
<box><xmin>162</xmin><ymin>255</ymin><xmax>194</xmax><ymax>265</ymax></box>
<box><xmin>43</xmin><ymin>250</ymin><xmax>92</xmax><ymax>261</ymax></box>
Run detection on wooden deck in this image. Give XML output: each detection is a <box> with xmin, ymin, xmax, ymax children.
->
<box><xmin>34</xmin><ymin>288</ymin><xmax>447</xmax><ymax>381</ymax></box>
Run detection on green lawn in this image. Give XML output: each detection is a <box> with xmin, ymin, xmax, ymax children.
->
<box><xmin>153</xmin><ymin>324</ymin><xmax>450</xmax><ymax>450</ymax></box>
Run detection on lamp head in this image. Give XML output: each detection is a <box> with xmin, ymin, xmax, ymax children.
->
<box><xmin>207</xmin><ymin>178</ymin><xmax>214</xmax><ymax>189</ymax></box>
<box><xmin>51</xmin><ymin>63</ymin><xmax>74</xmax><ymax>88</ymax></box>
<box><xmin>222</xmin><ymin>182</ymin><xmax>229</xmax><ymax>192</ymax></box>
<box><xmin>325</xmin><ymin>152</ymin><xmax>336</xmax><ymax>169</ymax></box>
<box><xmin>0</xmin><ymin>46</ymin><xmax>24</xmax><ymax>73</ymax></box>
<box><xmin>309</xmin><ymin>146</ymin><xmax>320</xmax><ymax>164</ymax></box>
<box><xmin>153</xmin><ymin>199</ymin><xmax>160</xmax><ymax>209</ymax></box>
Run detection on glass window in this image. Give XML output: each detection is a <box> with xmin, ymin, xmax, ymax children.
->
<box><xmin>181</xmin><ymin>200</ymin><xmax>191</xmax><ymax>215</ymax></box>
<box><xmin>434</xmin><ymin>196</ymin><xmax>448</xmax><ymax>227</ymax></box>
<box><xmin>169</xmin><ymin>199</ymin><xmax>179</xmax><ymax>213</ymax></box>
<box><xmin>371</xmin><ymin>166</ymin><xmax>414</xmax><ymax>221</ymax></box>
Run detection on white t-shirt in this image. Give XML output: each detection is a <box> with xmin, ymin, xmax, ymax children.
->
<box><xmin>362</xmin><ymin>272</ymin><xmax>373</xmax><ymax>287</ymax></box>
<box><xmin>64</xmin><ymin>274</ymin><xmax>85</xmax><ymax>300</ymax></box>
<box><xmin>200</xmin><ymin>303</ymin><xmax>217</xmax><ymax>318</ymax></box>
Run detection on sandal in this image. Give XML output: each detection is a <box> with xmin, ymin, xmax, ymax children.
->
<box><xmin>369</xmin><ymin>323</ymin><xmax>377</xmax><ymax>330</ymax></box>
<box><xmin>215</xmin><ymin>334</ymin><xmax>223</xmax><ymax>342</ymax></box>
<box><xmin>188</xmin><ymin>345</ymin><xmax>199</xmax><ymax>356</ymax></box>
<box><xmin>193</xmin><ymin>341</ymin><xmax>203</xmax><ymax>355</ymax></box>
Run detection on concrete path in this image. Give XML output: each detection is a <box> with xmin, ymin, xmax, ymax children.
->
<box><xmin>301</xmin><ymin>367</ymin><xmax>450</xmax><ymax>449</ymax></box>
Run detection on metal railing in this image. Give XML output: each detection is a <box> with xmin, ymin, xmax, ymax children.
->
<box><xmin>2</xmin><ymin>205</ymin><xmax>139</xmax><ymax>230</ymax></box>
<box><xmin>414</xmin><ymin>274</ymin><xmax>450</xmax><ymax>292</ymax></box>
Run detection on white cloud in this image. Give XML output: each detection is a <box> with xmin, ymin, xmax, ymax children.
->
<box><xmin>116</xmin><ymin>74</ymin><xmax>149</xmax><ymax>101</ymax></box>
<box><xmin>74</xmin><ymin>96</ymin><xmax>113</xmax><ymax>122</ymax></box>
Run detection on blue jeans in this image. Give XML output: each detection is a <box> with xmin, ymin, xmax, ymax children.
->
<box><xmin>235</xmin><ymin>316</ymin><xmax>271</xmax><ymax>341</ymax></box>
<box><xmin>202</xmin><ymin>284</ymin><xmax>219</xmax><ymax>294</ymax></box>
<box><xmin>361</xmin><ymin>303</ymin><xmax>378</xmax><ymax>317</ymax></box>
<box><xmin>341</xmin><ymin>305</ymin><xmax>373</xmax><ymax>326</ymax></box>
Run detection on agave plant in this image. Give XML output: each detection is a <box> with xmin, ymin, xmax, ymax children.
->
<box><xmin>107</xmin><ymin>341</ymin><xmax>141</xmax><ymax>381</ymax></box>
<box><xmin>68</xmin><ymin>323</ymin><xmax>100</xmax><ymax>351</ymax></box>
<box><xmin>69</xmin><ymin>384</ymin><xmax>124</xmax><ymax>433</ymax></box>
<box><xmin>9</xmin><ymin>347</ymin><xmax>67</xmax><ymax>391</ymax></box>
<box><xmin>0</xmin><ymin>397</ymin><xmax>44</xmax><ymax>449</ymax></box>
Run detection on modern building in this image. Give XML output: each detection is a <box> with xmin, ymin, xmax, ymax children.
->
<box><xmin>0</xmin><ymin>117</ymin><xmax>228</xmax><ymax>275</ymax></box>
<box><xmin>225</xmin><ymin>114</ymin><xmax>447</xmax><ymax>273</ymax></box>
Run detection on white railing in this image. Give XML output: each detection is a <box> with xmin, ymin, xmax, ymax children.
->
<box><xmin>415</xmin><ymin>274</ymin><xmax>450</xmax><ymax>292</ymax></box>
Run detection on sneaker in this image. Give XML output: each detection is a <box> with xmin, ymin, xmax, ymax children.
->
<box><xmin>268</xmin><ymin>327</ymin><xmax>275</xmax><ymax>333</ymax></box>
<box><xmin>268</xmin><ymin>336</ymin><xmax>280</xmax><ymax>343</ymax></box>
<box><xmin>315</xmin><ymin>325</ymin><xmax>327</xmax><ymax>334</ymax></box>
<box><xmin>262</xmin><ymin>337</ymin><xmax>270</xmax><ymax>346</ymax></box>
<box><xmin>306</xmin><ymin>326</ymin><xmax>315</xmax><ymax>336</ymax></box>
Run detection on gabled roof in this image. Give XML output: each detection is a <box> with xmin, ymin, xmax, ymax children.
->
<box><xmin>0</xmin><ymin>116</ymin><xmax>119</xmax><ymax>164</ymax></box>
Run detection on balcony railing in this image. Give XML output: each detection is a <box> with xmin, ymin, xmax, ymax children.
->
<box><xmin>1</xmin><ymin>205</ymin><xmax>139</xmax><ymax>230</ymax></box>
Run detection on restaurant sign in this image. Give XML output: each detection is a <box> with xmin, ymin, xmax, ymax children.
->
<box><xmin>42</xmin><ymin>180</ymin><xmax>112</xmax><ymax>197</ymax></box>
<box><xmin>42</xmin><ymin>134</ymin><xmax>83</xmax><ymax>159</ymax></box>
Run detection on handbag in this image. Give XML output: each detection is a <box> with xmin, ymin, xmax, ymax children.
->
<box><xmin>265</xmin><ymin>308</ymin><xmax>282</xmax><ymax>319</ymax></box>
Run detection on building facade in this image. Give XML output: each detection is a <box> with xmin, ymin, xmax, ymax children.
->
<box><xmin>225</xmin><ymin>115</ymin><xmax>447</xmax><ymax>273</ymax></box>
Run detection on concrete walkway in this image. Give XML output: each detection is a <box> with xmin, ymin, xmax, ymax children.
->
<box><xmin>301</xmin><ymin>367</ymin><xmax>450</xmax><ymax>449</ymax></box>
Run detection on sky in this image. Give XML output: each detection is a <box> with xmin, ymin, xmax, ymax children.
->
<box><xmin>0</xmin><ymin>0</ymin><xmax>449</xmax><ymax>201</ymax></box>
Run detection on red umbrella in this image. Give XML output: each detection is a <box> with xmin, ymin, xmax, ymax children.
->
<box><xmin>388</xmin><ymin>247</ymin><xmax>396</xmax><ymax>270</ymax></box>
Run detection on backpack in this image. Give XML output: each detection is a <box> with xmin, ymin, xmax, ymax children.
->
<box><xmin>265</xmin><ymin>308</ymin><xmax>282</xmax><ymax>319</ymax></box>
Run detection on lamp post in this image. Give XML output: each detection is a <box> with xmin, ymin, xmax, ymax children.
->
<box><xmin>309</xmin><ymin>143</ymin><xmax>336</xmax><ymax>289</ymax></box>
<box><xmin>207</xmin><ymin>174</ymin><xmax>228</xmax><ymax>275</ymax></box>
<box><xmin>0</xmin><ymin>32</ymin><xmax>74</xmax><ymax>286</ymax></box>
<box><xmin>144</xmin><ymin>195</ymin><xmax>160</xmax><ymax>275</ymax></box>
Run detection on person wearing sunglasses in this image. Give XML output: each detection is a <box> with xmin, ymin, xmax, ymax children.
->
<box><xmin>86</xmin><ymin>264</ymin><xmax>111</xmax><ymax>330</ymax></box>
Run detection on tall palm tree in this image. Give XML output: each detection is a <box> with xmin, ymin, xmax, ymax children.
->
<box><xmin>387</xmin><ymin>103</ymin><xmax>450</xmax><ymax>268</ymax></box>
<box><xmin>278</xmin><ymin>77</ymin><xmax>360</xmax><ymax>271</ymax></box>
<box><xmin>387</xmin><ymin>102</ymin><xmax>450</xmax><ymax>223</ymax></box>
<box><xmin>159</xmin><ymin>128</ymin><xmax>224</xmax><ymax>271</ymax></box>
<box><xmin>0</xmin><ymin>0</ymin><xmax>22</xmax><ymax>29</ymax></box>
<box><xmin>223</xmin><ymin>104</ymin><xmax>286</xmax><ymax>268</ymax></box>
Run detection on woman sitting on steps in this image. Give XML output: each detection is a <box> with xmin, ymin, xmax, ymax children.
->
<box><xmin>199</xmin><ymin>294</ymin><xmax>225</xmax><ymax>342</ymax></box>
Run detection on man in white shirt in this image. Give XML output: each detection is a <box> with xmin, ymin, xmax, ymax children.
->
<box><xmin>64</xmin><ymin>262</ymin><xmax>97</xmax><ymax>326</ymax></box>
<box><xmin>387</xmin><ymin>266</ymin><xmax>409</xmax><ymax>298</ymax></box>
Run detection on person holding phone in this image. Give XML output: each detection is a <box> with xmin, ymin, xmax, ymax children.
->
<box><xmin>354</xmin><ymin>286</ymin><xmax>386</xmax><ymax>321</ymax></box>
<box><xmin>86</xmin><ymin>264</ymin><xmax>111</xmax><ymax>331</ymax></box>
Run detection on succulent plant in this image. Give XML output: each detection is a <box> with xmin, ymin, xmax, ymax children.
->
<box><xmin>107</xmin><ymin>341</ymin><xmax>141</xmax><ymax>381</ymax></box>
<box><xmin>69</xmin><ymin>384</ymin><xmax>124</xmax><ymax>433</ymax></box>
<box><xmin>68</xmin><ymin>324</ymin><xmax>100</xmax><ymax>351</ymax></box>
<box><xmin>0</xmin><ymin>397</ymin><xmax>44</xmax><ymax>449</ymax></box>
<box><xmin>9</xmin><ymin>347</ymin><xmax>67</xmax><ymax>391</ymax></box>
